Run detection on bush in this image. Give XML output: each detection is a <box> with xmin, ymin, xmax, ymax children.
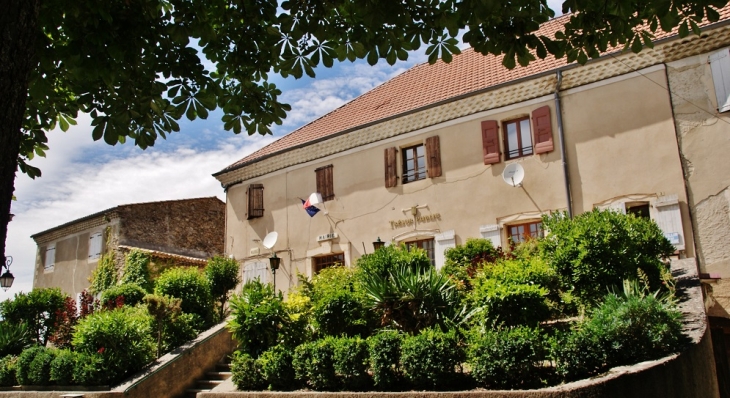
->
<box><xmin>0</xmin><ymin>355</ymin><xmax>17</xmax><ymax>387</ymax></box>
<box><xmin>468</xmin><ymin>279</ymin><xmax>550</xmax><ymax>327</ymax></box>
<box><xmin>50</xmin><ymin>349</ymin><xmax>75</xmax><ymax>385</ymax></box>
<box><xmin>16</xmin><ymin>346</ymin><xmax>56</xmax><ymax>386</ymax></box>
<box><xmin>154</xmin><ymin>267</ymin><xmax>212</xmax><ymax>324</ymax></box>
<box><xmin>230</xmin><ymin>351</ymin><xmax>264</xmax><ymax>390</ymax></box>
<box><xmin>401</xmin><ymin>328</ymin><xmax>463</xmax><ymax>390</ymax></box>
<box><xmin>368</xmin><ymin>331</ymin><xmax>404</xmax><ymax>390</ymax></box>
<box><xmin>205</xmin><ymin>256</ymin><xmax>241</xmax><ymax>322</ymax></box>
<box><xmin>333</xmin><ymin>336</ymin><xmax>370</xmax><ymax>391</ymax></box>
<box><xmin>101</xmin><ymin>283</ymin><xmax>147</xmax><ymax>307</ymax></box>
<box><xmin>120</xmin><ymin>249</ymin><xmax>152</xmax><ymax>292</ymax></box>
<box><xmin>228</xmin><ymin>281</ymin><xmax>288</xmax><ymax>357</ymax></box>
<box><xmin>162</xmin><ymin>312</ymin><xmax>200</xmax><ymax>352</ymax></box>
<box><xmin>553</xmin><ymin>284</ymin><xmax>685</xmax><ymax>381</ymax></box>
<box><xmin>72</xmin><ymin>352</ymin><xmax>107</xmax><ymax>386</ymax></box>
<box><xmin>0</xmin><ymin>288</ymin><xmax>67</xmax><ymax>345</ymax></box>
<box><xmin>48</xmin><ymin>296</ymin><xmax>79</xmax><ymax>350</ymax></box>
<box><xmin>540</xmin><ymin>210</ymin><xmax>675</xmax><ymax>306</ymax></box>
<box><xmin>356</xmin><ymin>244</ymin><xmax>432</xmax><ymax>280</ymax></box>
<box><xmin>468</xmin><ymin>326</ymin><xmax>549</xmax><ymax>389</ymax></box>
<box><xmin>442</xmin><ymin>238</ymin><xmax>500</xmax><ymax>288</ymax></box>
<box><xmin>0</xmin><ymin>321</ymin><xmax>32</xmax><ymax>357</ymax></box>
<box><xmin>293</xmin><ymin>338</ymin><xmax>337</xmax><ymax>391</ymax></box>
<box><xmin>72</xmin><ymin>306</ymin><xmax>155</xmax><ymax>384</ymax></box>
<box><xmin>257</xmin><ymin>345</ymin><xmax>298</xmax><ymax>390</ymax></box>
<box><xmin>303</xmin><ymin>266</ymin><xmax>371</xmax><ymax>338</ymax></box>
<box><xmin>89</xmin><ymin>253</ymin><xmax>118</xmax><ymax>295</ymax></box>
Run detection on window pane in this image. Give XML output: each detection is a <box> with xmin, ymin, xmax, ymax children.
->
<box><xmin>416</xmin><ymin>146</ymin><xmax>425</xmax><ymax>157</ymax></box>
<box><xmin>520</xmin><ymin>119</ymin><xmax>532</xmax><ymax>154</ymax></box>
<box><xmin>507</xmin><ymin>122</ymin><xmax>518</xmax><ymax>157</ymax></box>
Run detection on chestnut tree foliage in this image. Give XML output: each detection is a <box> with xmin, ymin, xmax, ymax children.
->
<box><xmin>1</xmin><ymin>0</ymin><xmax>727</xmax><ymax>261</ymax></box>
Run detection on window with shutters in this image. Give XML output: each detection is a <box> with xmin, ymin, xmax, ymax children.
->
<box><xmin>88</xmin><ymin>231</ymin><xmax>103</xmax><ymax>261</ymax></box>
<box><xmin>508</xmin><ymin>221</ymin><xmax>544</xmax><ymax>245</ymax></box>
<box><xmin>710</xmin><ymin>48</ymin><xmax>730</xmax><ymax>113</ymax></box>
<box><xmin>247</xmin><ymin>184</ymin><xmax>264</xmax><ymax>219</ymax></box>
<box><xmin>503</xmin><ymin>117</ymin><xmax>533</xmax><ymax>160</ymax></box>
<box><xmin>315</xmin><ymin>165</ymin><xmax>335</xmax><ymax>201</ymax></box>
<box><xmin>402</xmin><ymin>144</ymin><xmax>427</xmax><ymax>183</ymax></box>
<box><xmin>313</xmin><ymin>253</ymin><xmax>345</xmax><ymax>274</ymax></box>
<box><xmin>44</xmin><ymin>243</ymin><xmax>56</xmax><ymax>271</ymax></box>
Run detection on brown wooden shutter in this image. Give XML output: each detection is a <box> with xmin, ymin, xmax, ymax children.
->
<box><xmin>481</xmin><ymin>120</ymin><xmax>500</xmax><ymax>164</ymax></box>
<box><xmin>425</xmin><ymin>136</ymin><xmax>442</xmax><ymax>178</ymax></box>
<box><xmin>384</xmin><ymin>147</ymin><xmax>397</xmax><ymax>188</ymax></box>
<box><xmin>247</xmin><ymin>184</ymin><xmax>264</xmax><ymax>219</ymax></box>
<box><xmin>532</xmin><ymin>105</ymin><xmax>554</xmax><ymax>154</ymax></box>
<box><xmin>316</xmin><ymin>165</ymin><xmax>334</xmax><ymax>201</ymax></box>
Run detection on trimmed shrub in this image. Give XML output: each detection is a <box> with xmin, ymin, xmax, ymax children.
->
<box><xmin>257</xmin><ymin>345</ymin><xmax>298</xmax><ymax>390</ymax></box>
<box><xmin>0</xmin><ymin>288</ymin><xmax>67</xmax><ymax>345</ymax></box>
<box><xmin>50</xmin><ymin>349</ymin><xmax>75</xmax><ymax>385</ymax></box>
<box><xmin>72</xmin><ymin>353</ymin><xmax>107</xmax><ymax>386</ymax></box>
<box><xmin>468</xmin><ymin>326</ymin><xmax>549</xmax><ymax>389</ymax></box>
<box><xmin>120</xmin><ymin>250</ymin><xmax>152</xmax><ymax>292</ymax></box>
<box><xmin>540</xmin><ymin>210</ymin><xmax>675</xmax><ymax>306</ymax></box>
<box><xmin>89</xmin><ymin>253</ymin><xmax>118</xmax><ymax>295</ymax></box>
<box><xmin>15</xmin><ymin>346</ymin><xmax>45</xmax><ymax>385</ymax></box>
<box><xmin>72</xmin><ymin>306</ymin><xmax>155</xmax><ymax>384</ymax></box>
<box><xmin>0</xmin><ymin>321</ymin><xmax>32</xmax><ymax>357</ymax></box>
<box><xmin>0</xmin><ymin>355</ymin><xmax>17</xmax><ymax>387</ymax></box>
<box><xmin>101</xmin><ymin>283</ymin><xmax>147</xmax><ymax>307</ymax></box>
<box><xmin>333</xmin><ymin>336</ymin><xmax>370</xmax><ymax>391</ymax></box>
<box><xmin>230</xmin><ymin>351</ymin><xmax>264</xmax><ymax>390</ymax></box>
<box><xmin>293</xmin><ymin>338</ymin><xmax>337</xmax><ymax>391</ymax></box>
<box><xmin>154</xmin><ymin>267</ymin><xmax>213</xmax><ymax>324</ymax></box>
<box><xmin>228</xmin><ymin>281</ymin><xmax>288</xmax><ymax>357</ymax></box>
<box><xmin>27</xmin><ymin>347</ymin><xmax>56</xmax><ymax>386</ymax></box>
<box><xmin>468</xmin><ymin>279</ymin><xmax>550</xmax><ymax>327</ymax></box>
<box><xmin>401</xmin><ymin>328</ymin><xmax>463</xmax><ymax>390</ymax></box>
<box><xmin>205</xmin><ymin>256</ymin><xmax>241</xmax><ymax>322</ymax></box>
<box><xmin>313</xmin><ymin>291</ymin><xmax>371</xmax><ymax>337</ymax></box>
<box><xmin>368</xmin><ymin>331</ymin><xmax>404</xmax><ymax>391</ymax></box>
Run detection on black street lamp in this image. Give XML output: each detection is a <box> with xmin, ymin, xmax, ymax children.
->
<box><xmin>373</xmin><ymin>237</ymin><xmax>385</xmax><ymax>251</ymax></box>
<box><xmin>269</xmin><ymin>253</ymin><xmax>281</xmax><ymax>291</ymax></box>
<box><xmin>1</xmin><ymin>256</ymin><xmax>14</xmax><ymax>291</ymax></box>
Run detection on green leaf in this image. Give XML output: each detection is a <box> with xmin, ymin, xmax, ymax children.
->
<box><xmin>631</xmin><ymin>36</ymin><xmax>642</xmax><ymax>54</ymax></box>
<box><xmin>59</xmin><ymin>117</ymin><xmax>69</xmax><ymax>132</ymax></box>
<box><xmin>186</xmin><ymin>104</ymin><xmax>196</xmax><ymax>121</ymax></box>
<box><xmin>678</xmin><ymin>21</ymin><xmax>689</xmax><ymax>38</ymax></box>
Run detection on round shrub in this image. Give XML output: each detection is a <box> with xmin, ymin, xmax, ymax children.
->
<box><xmin>121</xmin><ymin>249</ymin><xmax>152</xmax><ymax>292</ymax></box>
<box><xmin>442</xmin><ymin>238</ymin><xmax>499</xmax><ymax>288</ymax></box>
<box><xmin>50</xmin><ymin>349</ymin><xmax>75</xmax><ymax>385</ymax></box>
<box><xmin>257</xmin><ymin>345</ymin><xmax>298</xmax><ymax>390</ymax></box>
<box><xmin>72</xmin><ymin>306</ymin><xmax>155</xmax><ymax>385</ymax></box>
<box><xmin>401</xmin><ymin>328</ymin><xmax>463</xmax><ymax>390</ymax></box>
<box><xmin>333</xmin><ymin>336</ymin><xmax>370</xmax><ymax>391</ymax></box>
<box><xmin>0</xmin><ymin>355</ymin><xmax>17</xmax><ymax>387</ymax></box>
<box><xmin>468</xmin><ymin>326</ymin><xmax>549</xmax><ymax>389</ymax></box>
<box><xmin>101</xmin><ymin>283</ymin><xmax>147</xmax><ymax>307</ymax></box>
<box><xmin>155</xmin><ymin>267</ymin><xmax>212</xmax><ymax>323</ymax></box>
<box><xmin>368</xmin><ymin>331</ymin><xmax>404</xmax><ymax>390</ymax></box>
<box><xmin>293</xmin><ymin>338</ymin><xmax>337</xmax><ymax>391</ymax></box>
<box><xmin>15</xmin><ymin>346</ymin><xmax>45</xmax><ymax>385</ymax></box>
<box><xmin>230</xmin><ymin>351</ymin><xmax>264</xmax><ymax>390</ymax></box>
<box><xmin>313</xmin><ymin>291</ymin><xmax>370</xmax><ymax>337</ymax></box>
<box><xmin>228</xmin><ymin>281</ymin><xmax>288</xmax><ymax>357</ymax></box>
<box><xmin>468</xmin><ymin>279</ymin><xmax>550</xmax><ymax>327</ymax></box>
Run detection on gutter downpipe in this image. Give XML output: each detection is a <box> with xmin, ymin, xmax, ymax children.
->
<box><xmin>555</xmin><ymin>70</ymin><xmax>573</xmax><ymax>218</ymax></box>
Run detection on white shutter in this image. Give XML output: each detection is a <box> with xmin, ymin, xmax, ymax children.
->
<box><xmin>710</xmin><ymin>48</ymin><xmax>730</xmax><ymax>112</ymax></box>
<box><xmin>243</xmin><ymin>261</ymin><xmax>268</xmax><ymax>284</ymax></box>
<box><xmin>88</xmin><ymin>232</ymin><xmax>103</xmax><ymax>261</ymax></box>
<box><xmin>44</xmin><ymin>244</ymin><xmax>56</xmax><ymax>270</ymax></box>
<box><xmin>609</xmin><ymin>202</ymin><xmax>626</xmax><ymax>214</ymax></box>
<box><xmin>653</xmin><ymin>194</ymin><xmax>685</xmax><ymax>250</ymax></box>
<box><xmin>434</xmin><ymin>230</ymin><xmax>456</xmax><ymax>270</ymax></box>
<box><xmin>480</xmin><ymin>224</ymin><xmax>502</xmax><ymax>248</ymax></box>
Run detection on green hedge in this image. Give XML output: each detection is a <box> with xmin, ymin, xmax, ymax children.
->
<box><xmin>401</xmin><ymin>328</ymin><xmax>463</xmax><ymax>390</ymax></box>
<box><xmin>368</xmin><ymin>331</ymin><xmax>403</xmax><ymax>390</ymax></box>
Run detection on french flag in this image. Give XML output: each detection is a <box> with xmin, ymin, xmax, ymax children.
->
<box><xmin>301</xmin><ymin>193</ymin><xmax>322</xmax><ymax>217</ymax></box>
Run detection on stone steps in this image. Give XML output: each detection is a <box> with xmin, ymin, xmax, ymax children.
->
<box><xmin>180</xmin><ymin>359</ymin><xmax>232</xmax><ymax>398</ymax></box>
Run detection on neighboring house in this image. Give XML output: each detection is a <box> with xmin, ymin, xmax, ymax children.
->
<box><xmin>31</xmin><ymin>197</ymin><xmax>225</xmax><ymax>298</ymax></box>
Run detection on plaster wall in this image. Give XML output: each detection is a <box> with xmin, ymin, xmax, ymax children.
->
<box><xmin>667</xmin><ymin>51</ymin><xmax>730</xmax><ymax>318</ymax></box>
<box><xmin>226</xmin><ymin>68</ymin><xmax>690</xmax><ymax>294</ymax></box>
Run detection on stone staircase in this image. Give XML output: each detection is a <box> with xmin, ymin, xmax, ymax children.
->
<box><xmin>180</xmin><ymin>358</ymin><xmax>232</xmax><ymax>398</ymax></box>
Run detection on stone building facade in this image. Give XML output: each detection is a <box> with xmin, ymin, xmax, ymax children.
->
<box><xmin>31</xmin><ymin>197</ymin><xmax>225</xmax><ymax>298</ymax></box>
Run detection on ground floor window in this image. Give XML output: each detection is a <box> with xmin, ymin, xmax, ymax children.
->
<box><xmin>626</xmin><ymin>202</ymin><xmax>650</xmax><ymax>219</ymax></box>
<box><xmin>313</xmin><ymin>253</ymin><xmax>345</xmax><ymax>274</ymax></box>
<box><xmin>508</xmin><ymin>221</ymin><xmax>544</xmax><ymax>245</ymax></box>
<box><xmin>404</xmin><ymin>238</ymin><xmax>435</xmax><ymax>265</ymax></box>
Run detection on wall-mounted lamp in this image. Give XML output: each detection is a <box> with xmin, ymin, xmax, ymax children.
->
<box><xmin>373</xmin><ymin>237</ymin><xmax>385</xmax><ymax>251</ymax></box>
<box><xmin>269</xmin><ymin>253</ymin><xmax>281</xmax><ymax>291</ymax></box>
<box><xmin>1</xmin><ymin>256</ymin><xmax>14</xmax><ymax>291</ymax></box>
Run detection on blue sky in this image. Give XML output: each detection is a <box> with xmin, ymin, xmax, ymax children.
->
<box><xmin>3</xmin><ymin>1</ymin><xmax>564</xmax><ymax>301</ymax></box>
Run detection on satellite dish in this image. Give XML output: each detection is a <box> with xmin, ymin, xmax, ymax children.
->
<box><xmin>262</xmin><ymin>232</ymin><xmax>278</xmax><ymax>250</ymax></box>
<box><xmin>502</xmin><ymin>163</ymin><xmax>525</xmax><ymax>187</ymax></box>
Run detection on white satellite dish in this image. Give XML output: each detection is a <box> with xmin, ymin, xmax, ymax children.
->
<box><xmin>262</xmin><ymin>231</ymin><xmax>278</xmax><ymax>250</ymax></box>
<box><xmin>502</xmin><ymin>163</ymin><xmax>525</xmax><ymax>187</ymax></box>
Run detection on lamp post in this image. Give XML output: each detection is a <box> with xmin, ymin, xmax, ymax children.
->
<box><xmin>269</xmin><ymin>253</ymin><xmax>281</xmax><ymax>291</ymax></box>
<box><xmin>373</xmin><ymin>237</ymin><xmax>385</xmax><ymax>251</ymax></box>
<box><xmin>1</xmin><ymin>256</ymin><xmax>14</xmax><ymax>291</ymax></box>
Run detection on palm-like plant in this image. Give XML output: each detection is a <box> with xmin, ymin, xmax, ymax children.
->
<box><xmin>0</xmin><ymin>321</ymin><xmax>32</xmax><ymax>356</ymax></box>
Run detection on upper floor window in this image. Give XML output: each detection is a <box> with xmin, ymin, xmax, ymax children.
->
<box><xmin>504</xmin><ymin>117</ymin><xmax>533</xmax><ymax>160</ymax></box>
<box><xmin>44</xmin><ymin>243</ymin><xmax>56</xmax><ymax>271</ymax></box>
<box><xmin>315</xmin><ymin>165</ymin><xmax>335</xmax><ymax>201</ymax></box>
<box><xmin>402</xmin><ymin>145</ymin><xmax>427</xmax><ymax>183</ymax></box>
<box><xmin>247</xmin><ymin>184</ymin><xmax>264</xmax><ymax>219</ymax></box>
<box><xmin>88</xmin><ymin>231</ymin><xmax>103</xmax><ymax>261</ymax></box>
<box><xmin>508</xmin><ymin>221</ymin><xmax>543</xmax><ymax>245</ymax></box>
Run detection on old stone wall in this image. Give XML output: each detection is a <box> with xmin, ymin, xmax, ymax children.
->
<box><xmin>116</xmin><ymin>197</ymin><xmax>225</xmax><ymax>259</ymax></box>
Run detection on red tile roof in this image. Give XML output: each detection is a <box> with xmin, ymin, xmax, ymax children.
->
<box><xmin>217</xmin><ymin>9</ymin><xmax>730</xmax><ymax>175</ymax></box>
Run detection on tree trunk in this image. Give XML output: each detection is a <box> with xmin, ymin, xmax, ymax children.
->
<box><xmin>0</xmin><ymin>0</ymin><xmax>39</xmax><ymax>264</ymax></box>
